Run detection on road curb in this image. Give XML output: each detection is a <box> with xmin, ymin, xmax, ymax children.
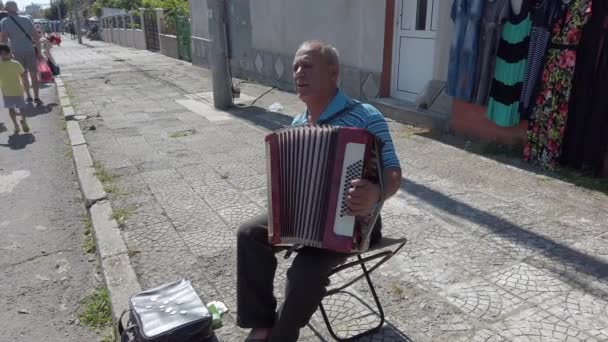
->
<box><xmin>57</xmin><ymin>77</ymin><xmax>142</xmax><ymax>327</ymax></box>
<box><xmin>72</xmin><ymin>144</ymin><xmax>107</xmax><ymax>206</ymax></box>
<box><xmin>90</xmin><ymin>201</ymin><xmax>142</xmax><ymax>318</ymax></box>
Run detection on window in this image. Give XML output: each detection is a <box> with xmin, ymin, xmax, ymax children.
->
<box><xmin>415</xmin><ymin>0</ymin><xmax>428</xmax><ymax>30</ymax></box>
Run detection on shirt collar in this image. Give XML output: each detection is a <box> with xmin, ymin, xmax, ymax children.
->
<box><xmin>302</xmin><ymin>88</ymin><xmax>348</xmax><ymax>124</ymax></box>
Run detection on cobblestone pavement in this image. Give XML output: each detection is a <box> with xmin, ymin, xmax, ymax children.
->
<box><xmin>54</xmin><ymin>39</ymin><xmax>608</xmax><ymax>341</ymax></box>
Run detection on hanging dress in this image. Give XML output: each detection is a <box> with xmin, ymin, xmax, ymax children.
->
<box><xmin>524</xmin><ymin>0</ymin><xmax>593</xmax><ymax>168</ymax></box>
<box><xmin>473</xmin><ymin>0</ymin><xmax>511</xmax><ymax>105</ymax></box>
<box><xmin>561</xmin><ymin>2</ymin><xmax>608</xmax><ymax>175</ymax></box>
<box><xmin>519</xmin><ymin>0</ymin><xmax>565</xmax><ymax>117</ymax></box>
<box><xmin>447</xmin><ymin>0</ymin><xmax>486</xmax><ymax>101</ymax></box>
<box><xmin>486</xmin><ymin>1</ymin><xmax>532</xmax><ymax>127</ymax></box>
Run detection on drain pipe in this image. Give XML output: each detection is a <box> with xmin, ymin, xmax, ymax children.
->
<box><xmin>207</xmin><ymin>0</ymin><xmax>233</xmax><ymax>110</ymax></box>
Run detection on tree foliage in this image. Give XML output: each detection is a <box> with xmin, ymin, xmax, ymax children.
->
<box><xmin>141</xmin><ymin>0</ymin><xmax>189</xmax><ymax>15</ymax></box>
<box><xmin>43</xmin><ymin>0</ymin><xmax>70</xmax><ymax>20</ymax></box>
<box><xmin>91</xmin><ymin>0</ymin><xmax>188</xmax><ymax>16</ymax></box>
<box><xmin>93</xmin><ymin>0</ymin><xmax>143</xmax><ymax>13</ymax></box>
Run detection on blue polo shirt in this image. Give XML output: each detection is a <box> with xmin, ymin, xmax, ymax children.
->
<box><xmin>292</xmin><ymin>89</ymin><xmax>401</xmax><ymax>170</ymax></box>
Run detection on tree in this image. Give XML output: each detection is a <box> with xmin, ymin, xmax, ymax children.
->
<box><xmin>44</xmin><ymin>0</ymin><xmax>70</xmax><ymax>20</ymax></box>
<box><xmin>0</xmin><ymin>1</ymin><xmax>4</xmax><ymax>10</ymax></box>
<box><xmin>92</xmin><ymin>0</ymin><xmax>142</xmax><ymax>13</ymax></box>
<box><xmin>141</xmin><ymin>0</ymin><xmax>188</xmax><ymax>15</ymax></box>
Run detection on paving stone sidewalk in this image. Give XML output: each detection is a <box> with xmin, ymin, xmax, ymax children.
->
<box><xmin>54</xmin><ymin>39</ymin><xmax>608</xmax><ymax>342</ymax></box>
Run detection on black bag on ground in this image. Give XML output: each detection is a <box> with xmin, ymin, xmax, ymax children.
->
<box><xmin>118</xmin><ymin>279</ymin><xmax>215</xmax><ymax>342</ymax></box>
<box><xmin>47</xmin><ymin>59</ymin><xmax>60</xmax><ymax>76</ymax></box>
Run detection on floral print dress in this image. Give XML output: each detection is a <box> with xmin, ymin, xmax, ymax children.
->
<box><xmin>524</xmin><ymin>0</ymin><xmax>592</xmax><ymax>168</ymax></box>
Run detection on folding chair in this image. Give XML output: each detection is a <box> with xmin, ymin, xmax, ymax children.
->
<box><xmin>319</xmin><ymin>237</ymin><xmax>407</xmax><ymax>341</ymax></box>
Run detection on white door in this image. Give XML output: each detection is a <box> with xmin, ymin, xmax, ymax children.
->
<box><xmin>392</xmin><ymin>0</ymin><xmax>438</xmax><ymax>102</ymax></box>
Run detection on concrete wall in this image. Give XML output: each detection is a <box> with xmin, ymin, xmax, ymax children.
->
<box><xmin>160</xmin><ymin>34</ymin><xmax>179</xmax><ymax>59</ymax></box>
<box><xmin>222</xmin><ymin>0</ymin><xmax>385</xmax><ymax>100</ymax></box>
<box><xmin>189</xmin><ymin>0</ymin><xmax>210</xmax><ymax>67</ymax></box>
<box><xmin>99</xmin><ymin>27</ymin><xmax>145</xmax><ymax>50</ymax></box>
<box><xmin>118</xmin><ymin>29</ymin><xmax>127</xmax><ymax>47</ymax></box>
<box><xmin>134</xmin><ymin>29</ymin><xmax>146</xmax><ymax>50</ymax></box>
<box><xmin>189</xmin><ymin>0</ymin><xmax>209</xmax><ymax>39</ymax></box>
<box><xmin>247</xmin><ymin>0</ymin><xmax>384</xmax><ymax>72</ymax></box>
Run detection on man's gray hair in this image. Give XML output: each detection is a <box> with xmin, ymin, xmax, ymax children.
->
<box><xmin>5</xmin><ymin>1</ymin><xmax>18</xmax><ymax>12</ymax></box>
<box><xmin>297</xmin><ymin>40</ymin><xmax>340</xmax><ymax>67</ymax></box>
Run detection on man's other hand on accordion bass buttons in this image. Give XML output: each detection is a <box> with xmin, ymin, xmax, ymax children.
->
<box><xmin>346</xmin><ymin>179</ymin><xmax>381</xmax><ymax>216</ymax></box>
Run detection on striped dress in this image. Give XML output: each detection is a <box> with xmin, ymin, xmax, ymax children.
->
<box><xmin>486</xmin><ymin>3</ymin><xmax>532</xmax><ymax>127</ymax></box>
<box><xmin>519</xmin><ymin>0</ymin><xmax>565</xmax><ymax>117</ymax></box>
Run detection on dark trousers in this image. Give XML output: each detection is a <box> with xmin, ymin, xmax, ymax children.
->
<box><xmin>236</xmin><ymin>214</ymin><xmax>348</xmax><ymax>342</ymax></box>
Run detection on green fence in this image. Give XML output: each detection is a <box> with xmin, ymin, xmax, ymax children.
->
<box><xmin>175</xmin><ymin>15</ymin><xmax>191</xmax><ymax>62</ymax></box>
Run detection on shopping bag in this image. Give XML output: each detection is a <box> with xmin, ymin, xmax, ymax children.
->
<box><xmin>38</xmin><ymin>60</ymin><xmax>54</xmax><ymax>83</ymax></box>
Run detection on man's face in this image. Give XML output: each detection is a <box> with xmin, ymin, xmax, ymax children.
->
<box><xmin>292</xmin><ymin>47</ymin><xmax>338</xmax><ymax>102</ymax></box>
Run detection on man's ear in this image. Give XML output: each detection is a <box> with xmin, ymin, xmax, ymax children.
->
<box><xmin>329</xmin><ymin>65</ymin><xmax>339</xmax><ymax>83</ymax></box>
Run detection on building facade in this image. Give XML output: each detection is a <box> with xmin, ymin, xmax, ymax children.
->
<box><xmin>189</xmin><ymin>0</ymin><xmax>452</xmax><ymax>112</ymax></box>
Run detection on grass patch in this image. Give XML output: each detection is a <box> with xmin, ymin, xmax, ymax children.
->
<box><xmin>472</xmin><ymin>140</ymin><xmax>608</xmax><ymax>194</ymax></box>
<box><xmin>93</xmin><ymin>161</ymin><xmax>127</xmax><ymax>195</ymax></box>
<box><xmin>65</xmin><ymin>83</ymin><xmax>77</xmax><ymax>104</ymax></box>
<box><xmin>83</xmin><ymin>217</ymin><xmax>96</xmax><ymax>254</ymax></box>
<box><xmin>391</xmin><ymin>282</ymin><xmax>404</xmax><ymax>296</ymax></box>
<box><xmin>79</xmin><ymin>287</ymin><xmax>112</xmax><ymax>329</ymax></box>
<box><xmin>555</xmin><ymin>168</ymin><xmax>608</xmax><ymax>195</ymax></box>
<box><xmin>64</xmin><ymin>146</ymin><xmax>73</xmax><ymax>158</ymax></box>
<box><xmin>112</xmin><ymin>207</ymin><xmax>134</xmax><ymax>226</ymax></box>
<box><xmin>127</xmin><ymin>249</ymin><xmax>141</xmax><ymax>257</ymax></box>
<box><xmin>170</xmin><ymin>129</ymin><xmax>195</xmax><ymax>138</ymax></box>
<box><xmin>93</xmin><ymin>161</ymin><xmax>119</xmax><ymax>184</ymax></box>
<box><xmin>400</xmin><ymin>125</ymin><xmax>429</xmax><ymax>139</ymax></box>
<box><xmin>99</xmin><ymin>328</ymin><xmax>118</xmax><ymax>342</ymax></box>
<box><xmin>474</xmin><ymin>141</ymin><xmax>524</xmax><ymax>160</ymax></box>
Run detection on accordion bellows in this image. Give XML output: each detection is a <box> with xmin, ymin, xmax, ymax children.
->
<box><xmin>265</xmin><ymin>126</ymin><xmax>384</xmax><ymax>253</ymax></box>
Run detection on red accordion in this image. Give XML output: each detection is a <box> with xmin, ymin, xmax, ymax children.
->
<box><xmin>265</xmin><ymin>126</ymin><xmax>384</xmax><ymax>253</ymax></box>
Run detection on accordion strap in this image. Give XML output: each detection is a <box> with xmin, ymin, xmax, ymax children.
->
<box><xmin>317</xmin><ymin>102</ymin><xmax>363</xmax><ymax>125</ymax></box>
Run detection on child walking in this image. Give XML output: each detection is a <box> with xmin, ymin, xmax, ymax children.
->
<box><xmin>0</xmin><ymin>44</ymin><xmax>30</xmax><ymax>134</ymax></box>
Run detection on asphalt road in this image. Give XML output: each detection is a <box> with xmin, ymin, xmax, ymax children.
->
<box><xmin>0</xmin><ymin>85</ymin><xmax>100</xmax><ymax>341</ymax></box>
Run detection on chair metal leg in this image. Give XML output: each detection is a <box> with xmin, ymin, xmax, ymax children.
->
<box><xmin>319</xmin><ymin>256</ymin><xmax>385</xmax><ymax>341</ymax></box>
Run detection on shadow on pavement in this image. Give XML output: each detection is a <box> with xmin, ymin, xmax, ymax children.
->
<box><xmin>228</xmin><ymin>105</ymin><xmax>292</xmax><ymax>132</ymax></box>
<box><xmin>308</xmin><ymin>290</ymin><xmax>414</xmax><ymax>342</ymax></box>
<box><xmin>403</xmin><ymin>179</ymin><xmax>608</xmax><ymax>295</ymax></box>
<box><xmin>0</xmin><ymin>133</ymin><xmax>36</xmax><ymax>150</ymax></box>
<box><xmin>26</xmin><ymin>103</ymin><xmax>58</xmax><ymax>117</ymax></box>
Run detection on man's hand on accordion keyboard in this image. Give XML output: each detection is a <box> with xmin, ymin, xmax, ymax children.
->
<box><xmin>346</xmin><ymin>179</ymin><xmax>381</xmax><ymax>216</ymax></box>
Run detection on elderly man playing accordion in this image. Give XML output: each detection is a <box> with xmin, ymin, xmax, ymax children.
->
<box><xmin>237</xmin><ymin>40</ymin><xmax>403</xmax><ymax>342</ymax></box>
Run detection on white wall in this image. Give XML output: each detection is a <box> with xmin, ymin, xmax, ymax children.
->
<box><xmin>432</xmin><ymin>0</ymin><xmax>452</xmax><ymax>81</ymax></box>
<box><xmin>160</xmin><ymin>34</ymin><xmax>179</xmax><ymax>59</ymax></box>
<box><xmin>189</xmin><ymin>0</ymin><xmax>209</xmax><ymax>39</ymax></box>
<box><xmin>249</xmin><ymin>0</ymin><xmax>384</xmax><ymax>72</ymax></box>
<box><xmin>134</xmin><ymin>29</ymin><xmax>146</xmax><ymax>50</ymax></box>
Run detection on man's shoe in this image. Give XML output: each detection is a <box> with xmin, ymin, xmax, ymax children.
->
<box><xmin>26</xmin><ymin>97</ymin><xmax>33</xmax><ymax>103</ymax></box>
<box><xmin>34</xmin><ymin>98</ymin><xmax>43</xmax><ymax>106</ymax></box>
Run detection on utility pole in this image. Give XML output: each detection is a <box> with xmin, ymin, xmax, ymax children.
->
<box><xmin>56</xmin><ymin>0</ymin><xmax>63</xmax><ymax>33</ymax></box>
<box><xmin>207</xmin><ymin>0</ymin><xmax>233</xmax><ymax>109</ymax></box>
<box><xmin>72</xmin><ymin>0</ymin><xmax>82</xmax><ymax>44</ymax></box>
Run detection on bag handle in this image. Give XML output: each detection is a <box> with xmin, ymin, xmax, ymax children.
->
<box><xmin>118</xmin><ymin>309</ymin><xmax>138</xmax><ymax>341</ymax></box>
